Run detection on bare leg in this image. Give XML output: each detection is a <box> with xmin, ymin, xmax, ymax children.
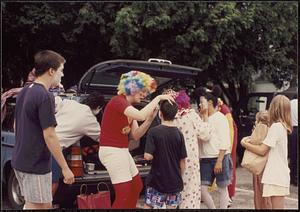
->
<box><xmin>253</xmin><ymin>174</ymin><xmax>262</xmax><ymax>209</ymax></box>
<box><xmin>166</xmin><ymin>205</ymin><xmax>177</xmax><ymax>209</ymax></box>
<box><xmin>256</xmin><ymin>174</ymin><xmax>272</xmax><ymax>209</ymax></box>
<box><xmin>262</xmin><ymin>196</ymin><xmax>273</xmax><ymax>209</ymax></box>
<box><xmin>24</xmin><ymin>202</ymin><xmax>52</xmax><ymax>209</ymax></box>
<box><xmin>52</xmin><ymin>182</ymin><xmax>59</xmax><ymax>197</ymax></box>
<box><xmin>271</xmin><ymin>196</ymin><xmax>285</xmax><ymax>209</ymax></box>
<box><xmin>143</xmin><ymin>203</ymin><xmax>153</xmax><ymax>209</ymax></box>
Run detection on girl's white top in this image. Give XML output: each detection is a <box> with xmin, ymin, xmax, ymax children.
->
<box><xmin>262</xmin><ymin>122</ymin><xmax>290</xmax><ymax>187</ymax></box>
<box><xmin>199</xmin><ymin>111</ymin><xmax>231</xmax><ymax>158</ymax></box>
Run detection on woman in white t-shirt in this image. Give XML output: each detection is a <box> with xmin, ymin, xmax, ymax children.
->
<box><xmin>241</xmin><ymin>95</ymin><xmax>292</xmax><ymax>209</ymax></box>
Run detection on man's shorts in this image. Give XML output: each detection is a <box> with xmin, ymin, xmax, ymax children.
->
<box><xmin>14</xmin><ymin>169</ymin><xmax>52</xmax><ymax>203</ymax></box>
<box><xmin>200</xmin><ymin>153</ymin><xmax>233</xmax><ymax>187</ymax></box>
<box><xmin>145</xmin><ymin>186</ymin><xmax>181</xmax><ymax>209</ymax></box>
<box><xmin>99</xmin><ymin>146</ymin><xmax>138</xmax><ymax>184</ymax></box>
<box><xmin>52</xmin><ymin>148</ymin><xmax>69</xmax><ymax>183</ymax></box>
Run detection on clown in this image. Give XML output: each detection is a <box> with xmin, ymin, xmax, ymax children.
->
<box><xmin>98</xmin><ymin>70</ymin><xmax>174</xmax><ymax>209</ymax></box>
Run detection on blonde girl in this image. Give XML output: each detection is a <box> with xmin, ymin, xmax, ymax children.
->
<box><xmin>243</xmin><ymin>110</ymin><xmax>272</xmax><ymax>209</ymax></box>
<box><xmin>241</xmin><ymin>95</ymin><xmax>292</xmax><ymax>209</ymax></box>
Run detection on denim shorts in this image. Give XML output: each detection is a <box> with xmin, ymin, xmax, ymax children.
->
<box><xmin>200</xmin><ymin>154</ymin><xmax>233</xmax><ymax>187</ymax></box>
<box><xmin>145</xmin><ymin>186</ymin><xmax>181</xmax><ymax>209</ymax></box>
<box><xmin>52</xmin><ymin>148</ymin><xmax>69</xmax><ymax>183</ymax></box>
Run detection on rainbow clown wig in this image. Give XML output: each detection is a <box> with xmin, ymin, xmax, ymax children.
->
<box><xmin>117</xmin><ymin>70</ymin><xmax>157</xmax><ymax>95</ymax></box>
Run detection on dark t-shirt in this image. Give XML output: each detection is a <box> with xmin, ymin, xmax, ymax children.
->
<box><xmin>145</xmin><ymin>125</ymin><xmax>187</xmax><ymax>193</ymax></box>
<box><xmin>12</xmin><ymin>83</ymin><xmax>57</xmax><ymax>174</ymax></box>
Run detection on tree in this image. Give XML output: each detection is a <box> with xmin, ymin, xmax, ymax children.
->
<box><xmin>2</xmin><ymin>2</ymin><xmax>126</xmax><ymax>89</ymax></box>
<box><xmin>110</xmin><ymin>2</ymin><xmax>298</xmax><ymax>107</ymax></box>
<box><xmin>2</xmin><ymin>2</ymin><xmax>297</xmax><ymax>109</ymax></box>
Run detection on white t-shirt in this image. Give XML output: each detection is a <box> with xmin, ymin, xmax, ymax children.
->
<box><xmin>262</xmin><ymin>122</ymin><xmax>290</xmax><ymax>187</ymax></box>
<box><xmin>290</xmin><ymin>99</ymin><xmax>298</xmax><ymax>127</ymax></box>
<box><xmin>55</xmin><ymin>99</ymin><xmax>100</xmax><ymax>148</ymax></box>
<box><xmin>199</xmin><ymin>111</ymin><xmax>231</xmax><ymax>158</ymax></box>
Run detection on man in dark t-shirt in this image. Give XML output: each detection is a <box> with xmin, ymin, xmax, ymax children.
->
<box><xmin>12</xmin><ymin>50</ymin><xmax>74</xmax><ymax>210</ymax></box>
<box><xmin>144</xmin><ymin>100</ymin><xmax>187</xmax><ymax>209</ymax></box>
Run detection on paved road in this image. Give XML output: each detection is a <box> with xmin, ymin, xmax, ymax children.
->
<box><xmin>136</xmin><ymin>166</ymin><xmax>298</xmax><ymax>209</ymax></box>
<box><xmin>1</xmin><ymin>166</ymin><xmax>298</xmax><ymax>209</ymax></box>
<box><xmin>203</xmin><ymin>167</ymin><xmax>298</xmax><ymax>209</ymax></box>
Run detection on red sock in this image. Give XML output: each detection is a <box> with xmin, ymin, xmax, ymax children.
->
<box><xmin>127</xmin><ymin>174</ymin><xmax>143</xmax><ymax>208</ymax></box>
<box><xmin>112</xmin><ymin>181</ymin><xmax>132</xmax><ymax>209</ymax></box>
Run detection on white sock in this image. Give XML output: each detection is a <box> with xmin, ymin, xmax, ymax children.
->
<box><xmin>201</xmin><ymin>185</ymin><xmax>216</xmax><ymax>209</ymax></box>
<box><xmin>219</xmin><ymin>186</ymin><xmax>230</xmax><ymax>209</ymax></box>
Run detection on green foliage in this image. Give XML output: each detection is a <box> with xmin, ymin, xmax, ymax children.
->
<box><xmin>109</xmin><ymin>2</ymin><xmax>297</xmax><ymax>104</ymax></box>
<box><xmin>2</xmin><ymin>2</ymin><xmax>298</xmax><ymax>107</ymax></box>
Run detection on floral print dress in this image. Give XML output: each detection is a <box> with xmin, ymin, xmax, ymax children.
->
<box><xmin>174</xmin><ymin>108</ymin><xmax>213</xmax><ymax>209</ymax></box>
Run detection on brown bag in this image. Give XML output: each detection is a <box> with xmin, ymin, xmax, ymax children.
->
<box><xmin>241</xmin><ymin>123</ymin><xmax>269</xmax><ymax>175</ymax></box>
<box><xmin>242</xmin><ymin>150</ymin><xmax>268</xmax><ymax>175</ymax></box>
<box><xmin>249</xmin><ymin>123</ymin><xmax>268</xmax><ymax>145</ymax></box>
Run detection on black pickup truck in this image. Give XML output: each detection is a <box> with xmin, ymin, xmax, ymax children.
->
<box><xmin>1</xmin><ymin>58</ymin><xmax>203</xmax><ymax>209</ymax></box>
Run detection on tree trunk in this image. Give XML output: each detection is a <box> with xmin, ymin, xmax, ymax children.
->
<box><xmin>239</xmin><ymin>80</ymin><xmax>249</xmax><ymax>101</ymax></box>
<box><xmin>195</xmin><ymin>70</ymin><xmax>210</xmax><ymax>88</ymax></box>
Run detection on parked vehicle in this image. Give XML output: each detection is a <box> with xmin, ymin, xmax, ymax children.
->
<box><xmin>1</xmin><ymin>59</ymin><xmax>203</xmax><ymax>209</ymax></box>
<box><xmin>233</xmin><ymin>87</ymin><xmax>297</xmax><ymax>165</ymax></box>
